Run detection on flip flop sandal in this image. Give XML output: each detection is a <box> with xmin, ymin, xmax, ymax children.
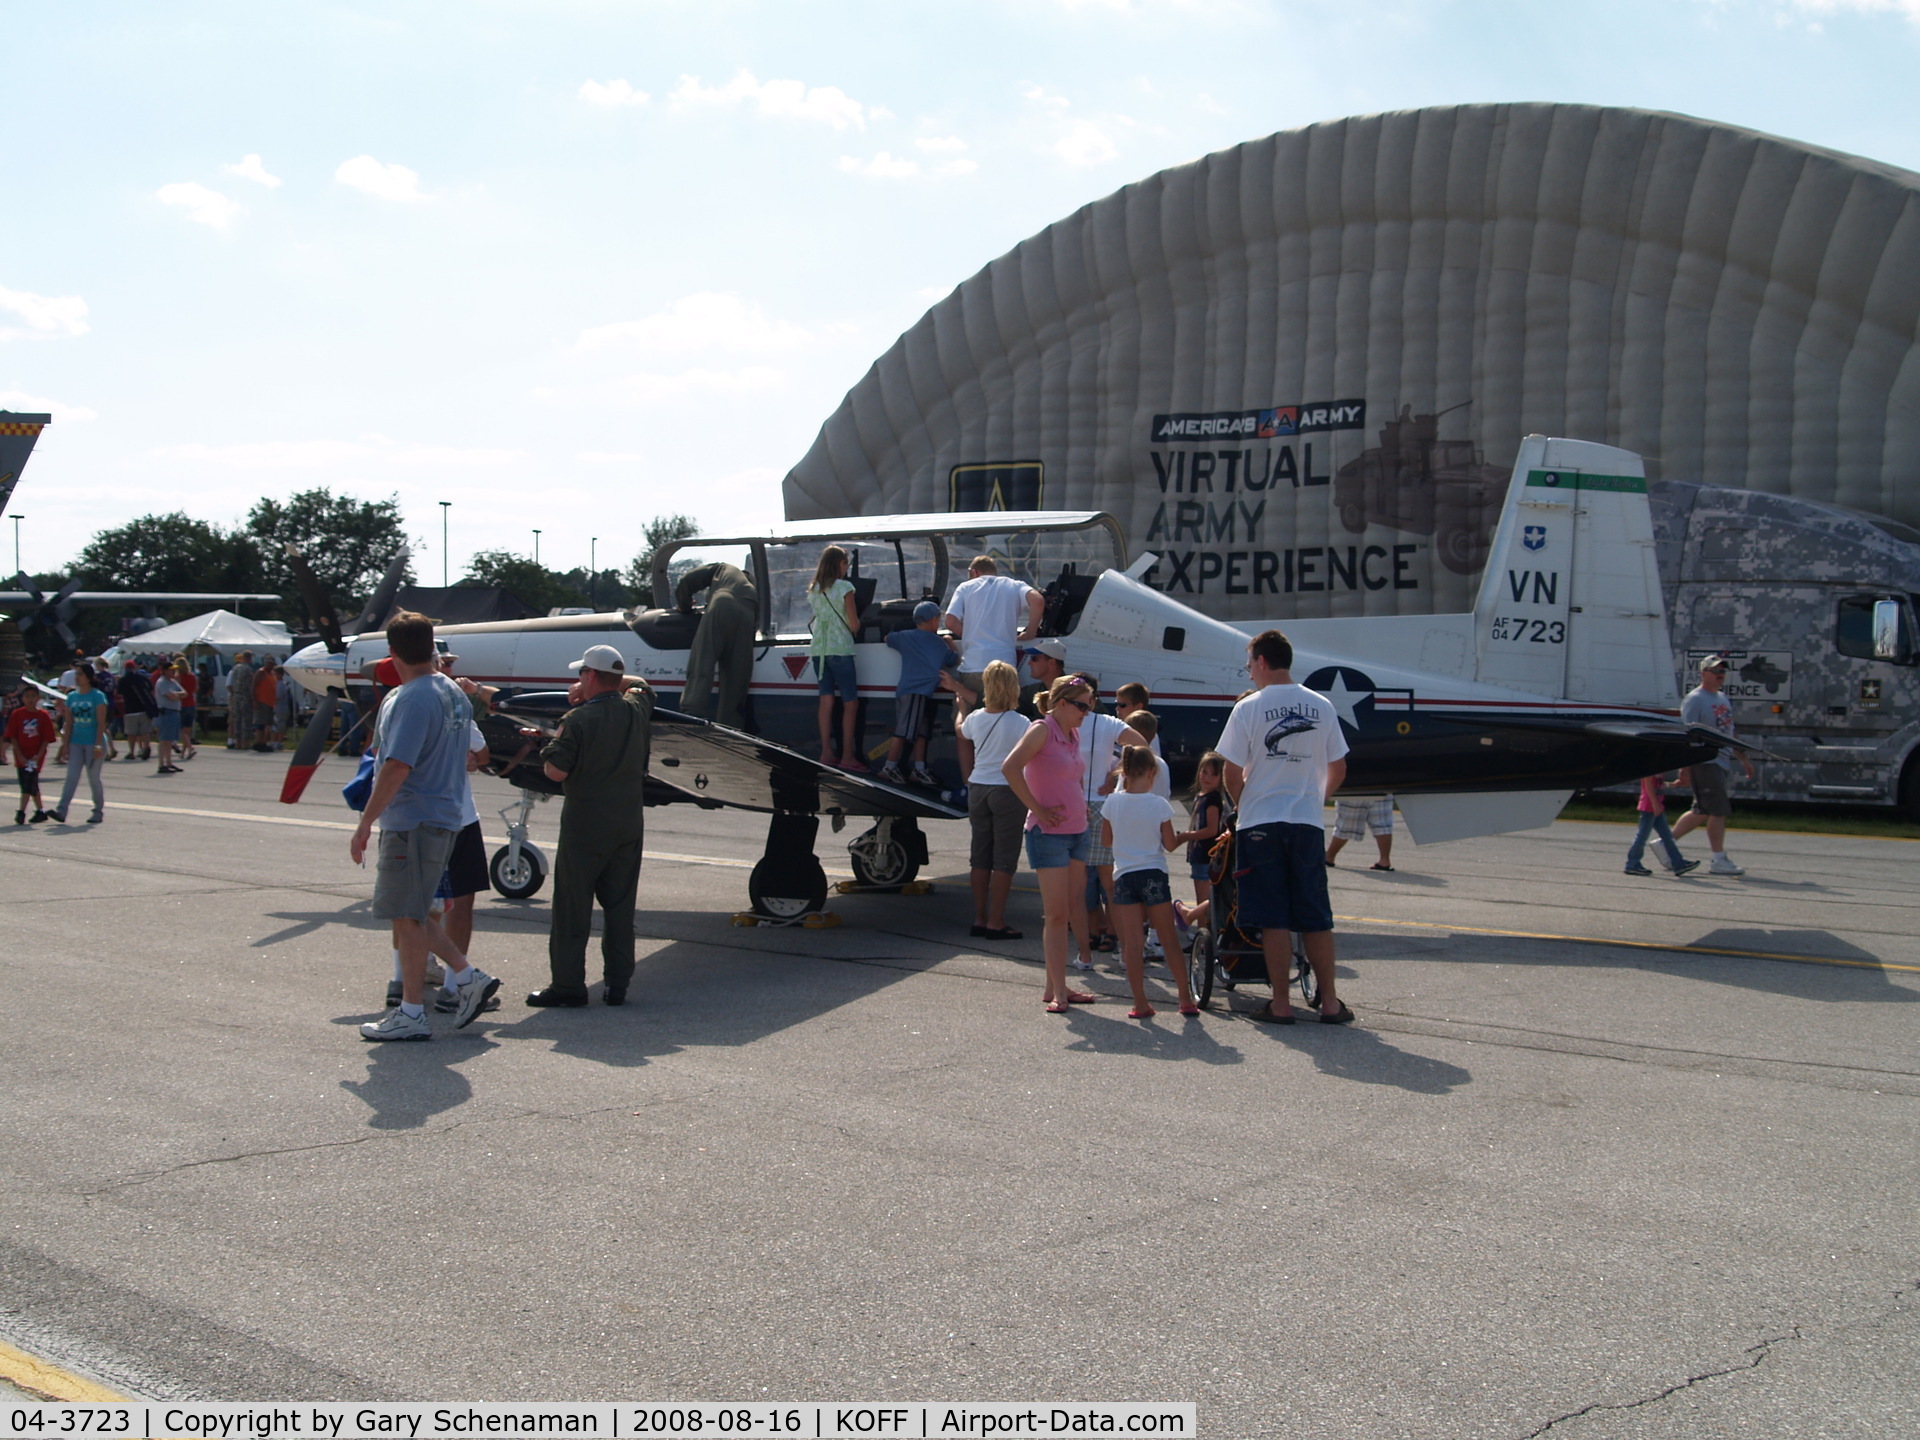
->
<box><xmin>1370</xmin><ymin>862</ymin><xmax>1394</xmax><ymax>871</ymax></box>
<box><xmin>1249</xmin><ymin>1002</ymin><xmax>1296</xmax><ymax>1025</ymax></box>
<box><xmin>1178</xmin><ymin>1003</ymin><xmax>1202</xmax><ymax>1017</ymax></box>
<box><xmin>1128</xmin><ymin>1006</ymin><xmax>1155</xmax><ymax>1020</ymax></box>
<box><xmin>1319</xmin><ymin>1001</ymin><xmax>1356</xmax><ymax>1025</ymax></box>
<box><xmin>1065</xmin><ymin>990</ymin><xmax>1098</xmax><ymax>1004</ymax></box>
<box><xmin>1045</xmin><ymin>1001</ymin><xmax>1070</xmax><ymax>1014</ymax></box>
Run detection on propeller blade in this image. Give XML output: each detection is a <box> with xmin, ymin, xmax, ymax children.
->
<box><xmin>52</xmin><ymin>575</ymin><xmax>83</xmax><ymax>603</ymax></box>
<box><xmin>279</xmin><ymin>692</ymin><xmax>339</xmax><ymax>804</ymax></box>
<box><xmin>12</xmin><ymin>571</ymin><xmax>43</xmax><ymax>606</ymax></box>
<box><xmin>344</xmin><ymin>548</ymin><xmax>412</xmax><ymax>636</ymax></box>
<box><xmin>285</xmin><ymin>545</ymin><xmax>345</xmax><ymax>653</ymax></box>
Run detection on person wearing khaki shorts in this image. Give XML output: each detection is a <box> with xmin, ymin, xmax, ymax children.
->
<box><xmin>351</xmin><ymin>612</ymin><xmax>500</xmax><ymax>1041</ymax></box>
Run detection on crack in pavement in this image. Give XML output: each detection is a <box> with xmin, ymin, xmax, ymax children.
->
<box><xmin>1523</xmin><ymin>1326</ymin><xmax>1804</xmax><ymax>1436</ymax></box>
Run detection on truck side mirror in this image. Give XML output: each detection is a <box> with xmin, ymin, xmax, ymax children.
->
<box><xmin>1871</xmin><ymin>598</ymin><xmax>1910</xmax><ymax>663</ymax></box>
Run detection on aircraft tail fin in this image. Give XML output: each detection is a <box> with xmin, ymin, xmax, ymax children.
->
<box><xmin>1471</xmin><ymin>436</ymin><xmax>1677</xmax><ymax>709</ymax></box>
<box><xmin>0</xmin><ymin>412</ymin><xmax>51</xmax><ymax>522</ymax></box>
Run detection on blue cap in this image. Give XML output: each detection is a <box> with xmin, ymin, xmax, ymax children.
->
<box><xmin>913</xmin><ymin>600</ymin><xmax>941</xmax><ymax>622</ymax></box>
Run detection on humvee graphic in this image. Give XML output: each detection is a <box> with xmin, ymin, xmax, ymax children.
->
<box><xmin>1735</xmin><ymin>653</ymin><xmax>1791</xmax><ymax>694</ymax></box>
<box><xmin>1333</xmin><ymin>403</ymin><xmax>1511</xmax><ymax>576</ymax></box>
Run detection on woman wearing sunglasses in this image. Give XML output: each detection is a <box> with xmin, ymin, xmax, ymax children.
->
<box><xmin>1003</xmin><ymin>674</ymin><xmax>1100</xmax><ymax>1013</ymax></box>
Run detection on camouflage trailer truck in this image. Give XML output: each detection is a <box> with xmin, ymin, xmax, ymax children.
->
<box><xmin>1653</xmin><ymin>482</ymin><xmax>1920</xmax><ymax>819</ymax></box>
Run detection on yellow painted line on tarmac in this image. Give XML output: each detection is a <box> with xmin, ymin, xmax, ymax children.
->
<box><xmin>0</xmin><ymin>1338</ymin><xmax>125</xmax><ymax>1402</ymax></box>
<box><xmin>1333</xmin><ymin>913</ymin><xmax>1920</xmax><ymax>973</ymax></box>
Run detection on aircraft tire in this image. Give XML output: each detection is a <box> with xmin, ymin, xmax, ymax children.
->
<box><xmin>1188</xmin><ymin>929</ymin><xmax>1214</xmax><ymax>1008</ymax></box>
<box><xmin>490</xmin><ymin>844</ymin><xmax>548</xmax><ymax>900</ymax></box>
<box><xmin>748</xmin><ymin>851</ymin><xmax>828</xmax><ymax>920</ymax></box>
<box><xmin>848</xmin><ymin>829</ymin><xmax>920</xmax><ymax>889</ymax></box>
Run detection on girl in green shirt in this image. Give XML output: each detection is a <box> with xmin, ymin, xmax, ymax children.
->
<box><xmin>808</xmin><ymin>545</ymin><xmax>865</xmax><ymax>770</ymax></box>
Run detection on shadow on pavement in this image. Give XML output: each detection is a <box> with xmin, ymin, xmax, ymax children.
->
<box><xmin>1236</xmin><ymin>1013</ymin><xmax>1474</xmax><ymax>1093</ymax></box>
<box><xmin>1063</xmin><ymin>1008</ymin><xmax>1245</xmax><ymax>1065</ymax></box>
<box><xmin>337</xmin><ymin>1034</ymin><xmax>497</xmax><ymax>1130</ymax></box>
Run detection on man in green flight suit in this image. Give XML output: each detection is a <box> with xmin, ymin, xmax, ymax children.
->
<box><xmin>675</xmin><ymin>560</ymin><xmax>759</xmax><ymax>730</ymax></box>
<box><xmin>528</xmin><ymin>643</ymin><xmax>655</xmax><ymax>1008</ymax></box>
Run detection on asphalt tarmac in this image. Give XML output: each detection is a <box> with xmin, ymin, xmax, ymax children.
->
<box><xmin>1</xmin><ymin>748</ymin><xmax>1915</xmax><ymax>1437</ymax></box>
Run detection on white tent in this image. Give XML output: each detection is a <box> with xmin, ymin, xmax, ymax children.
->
<box><xmin>115</xmin><ymin>609</ymin><xmax>293</xmax><ymax>657</ymax></box>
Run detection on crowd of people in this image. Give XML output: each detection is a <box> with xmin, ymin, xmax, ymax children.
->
<box><xmin>0</xmin><ymin>648</ymin><xmax>312</xmax><ymax>825</ymax></box>
<box><xmin>5</xmin><ymin>561</ymin><xmax>1754</xmax><ymax>1043</ymax></box>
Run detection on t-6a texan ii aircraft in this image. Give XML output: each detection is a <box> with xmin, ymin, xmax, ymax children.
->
<box><xmin>284</xmin><ymin>436</ymin><xmax>1738</xmax><ymax>920</ymax></box>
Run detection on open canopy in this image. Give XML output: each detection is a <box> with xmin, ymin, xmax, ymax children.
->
<box><xmin>116</xmin><ymin>609</ymin><xmax>294</xmax><ymax>656</ymax></box>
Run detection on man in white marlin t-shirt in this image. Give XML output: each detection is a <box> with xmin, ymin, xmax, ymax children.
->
<box><xmin>943</xmin><ymin>555</ymin><xmax>1043</xmax><ymax>696</ymax></box>
<box><xmin>1216</xmin><ymin>629</ymin><xmax>1352</xmax><ymax>1025</ymax></box>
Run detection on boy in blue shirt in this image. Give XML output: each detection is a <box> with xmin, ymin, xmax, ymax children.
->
<box><xmin>880</xmin><ymin>601</ymin><xmax>974</xmax><ymax>786</ymax></box>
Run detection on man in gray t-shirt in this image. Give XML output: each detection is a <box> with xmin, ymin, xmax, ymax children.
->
<box><xmin>1672</xmin><ymin>655</ymin><xmax>1757</xmax><ymax>876</ymax></box>
<box><xmin>350</xmin><ymin>612</ymin><xmax>500</xmax><ymax>1040</ymax></box>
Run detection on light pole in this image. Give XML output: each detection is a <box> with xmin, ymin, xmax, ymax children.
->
<box><xmin>439</xmin><ymin>502</ymin><xmax>450</xmax><ymax>587</ymax></box>
<box><xmin>10</xmin><ymin>515</ymin><xmax>22</xmax><ymax>576</ymax></box>
<box><xmin>532</xmin><ymin>529</ymin><xmax>542</xmax><ymax>566</ymax></box>
<box><xmin>590</xmin><ymin>537</ymin><xmax>597</xmax><ymax>609</ymax></box>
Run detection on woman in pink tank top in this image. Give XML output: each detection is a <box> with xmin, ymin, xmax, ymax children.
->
<box><xmin>1004</xmin><ymin>675</ymin><xmax>1097</xmax><ymax>1013</ymax></box>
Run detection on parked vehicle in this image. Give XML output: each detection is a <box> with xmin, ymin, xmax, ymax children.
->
<box><xmin>1652</xmin><ymin>481</ymin><xmax>1920</xmax><ymax>818</ymax></box>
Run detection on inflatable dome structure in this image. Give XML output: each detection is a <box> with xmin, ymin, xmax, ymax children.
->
<box><xmin>782</xmin><ymin>102</ymin><xmax>1920</xmax><ymax>620</ymax></box>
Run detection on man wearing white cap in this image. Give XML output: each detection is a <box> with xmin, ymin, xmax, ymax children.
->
<box><xmin>529</xmin><ymin>642</ymin><xmax>655</xmax><ymax>1007</ymax></box>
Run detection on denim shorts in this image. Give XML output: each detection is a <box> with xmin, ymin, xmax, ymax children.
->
<box><xmin>813</xmin><ymin>653</ymin><xmax>858</xmax><ymax>701</ymax></box>
<box><xmin>1110</xmin><ymin>868</ymin><xmax>1172</xmax><ymax>907</ymax></box>
<box><xmin>1024</xmin><ymin>826</ymin><xmax>1090</xmax><ymax>870</ymax></box>
<box><xmin>157</xmin><ymin>710</ymin><xmax>181</xmax><ymax>742</ymax></box>
<box><xmin>1189</xmin><ymin>859</ymin><xmax>1211</xmax><ymax>880</ymax></box>
<box><xmin>1235</xmin><ymin>822</ymin><xmax>1334</xmax><ymax>934</ymax></box>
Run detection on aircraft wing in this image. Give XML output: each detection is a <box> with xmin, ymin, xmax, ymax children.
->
<box><xmin>649</xmin><ymin>713</ymin><xmax>966</xmax><ymax>819</ymax></box>
<box><xmin>491</xmin><ymin>695</ymin><xmax>965</xmax><ymax>821</ymax></box>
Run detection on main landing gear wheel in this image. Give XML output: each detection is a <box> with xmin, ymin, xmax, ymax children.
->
<box><xmin>489</xmin><ymin>843</ymin><xmax>547</xmax><ymax>899</ymax></box>
<box><xmin>748</xmin><ymin>853</ymin><xmax>829</xmax><ymax>919</ymax></box>
<box><xmin>1188</xmin><ymin>928</ymin><xmax>1215</xmax><ymax>1009</ymax></box>
<box><xmin>748</xmin><ymin>812</ymin><xmax>831</xmax><ymax>920</ymax></box>
<box><xmin>847</xmin><ymin>818</ymin><xmax>923</xmax><ymax>888</ymax></box>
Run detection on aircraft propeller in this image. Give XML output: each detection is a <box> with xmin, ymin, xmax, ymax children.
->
<box><xmin>278</xmin><ymin>546</ymin><xmax>410</xmax><ymax>804</ymax></box>
<box><xmin>10</xmin><ymin>572</ymin><xmax>84</xmax><ymax>657</ymax></box>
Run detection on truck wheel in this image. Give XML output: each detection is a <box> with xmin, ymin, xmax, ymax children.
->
<box><xmin>1438</xmin><ymin>524</ymin><xmax>1490</xmax><ymax>575</ymax></box>
<box><xmin>1339</xmin><ymin>503</ymin><xmax>1368</xmax><ymax>533</ymax></box>
<box><xmin>1901</xmin><ymin>755</ymin><xmax>1920</xmax><ymax>824</ymax></box>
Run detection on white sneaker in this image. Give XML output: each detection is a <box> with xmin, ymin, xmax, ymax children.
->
<box><xmin>1143</xmin><ymin>935</ymin><xmax>1165</xmax><ymax>960</ymax></box>
<box><xmin>451</xmin><ymin>968</ymin><xmax>502</xmax><ymax>1029</ymax></box>
<box><xmin>909</xmin><ymin>764</ymin><xmax>939</xmax><ymax>787</ymax></box>
<box><xmin>1069</xmin><ymin>955</ymin><xmax>1095</xmax><ymax>972</ymax></box>
<box><xmin>360</xmin><ymin>1009</ymin><xmax>431</xmax><ymax>1042</ymax></box>
<box><xmin>1709</xmin><ymin>856</ymin><xmax>1745</xmax><ymax>876</ymax></box>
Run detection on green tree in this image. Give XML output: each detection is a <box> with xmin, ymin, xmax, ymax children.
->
<box><xmin>461</xmin><ymin>551</ymin><xmax>588</xmax><ymax>617</ymax></box>
<box><xmin>246</xmin><ymin>489</ymin><xmax>410</xmax><ymax>626</ymax></box>
<box><xmin>625</xmin><ymin>513</ymin><xmax>700</xmax><ymax>606</ymax></box>
<box><xmin>75</xmin><ymin>513</ymin><xmax>266</xmax><ymax>595</ymax></box>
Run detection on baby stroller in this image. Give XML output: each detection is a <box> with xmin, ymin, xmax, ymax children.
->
<box><xmin>1186</xmin><ymin>818</ymin><xmax>1319</xmax><ymax>1011</ymax></box>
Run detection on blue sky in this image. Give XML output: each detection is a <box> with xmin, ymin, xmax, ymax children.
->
<box><xmin>6</xmin><ymin>0</ymin><xmax>1919</xmax><ymax>585</ymax></box>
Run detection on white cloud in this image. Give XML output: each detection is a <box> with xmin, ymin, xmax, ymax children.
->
<box><xmin>838</xmin><ymin>151</ymin><xmax>921</xmax><ymax>179</ymax></box>
<box><xmin>1053</xmin><ymin>119</ymin><xmax>1120</xmax><ymax>165</ymax></box>
<box><xmin>223</xmin><ymin>154</ymin><xmax>283</xmax><ymax>188</ymax></box>
<box><xmin>580</xmin><ymin>78</ymin><xmax>650</xmax><ymax>107</ymax></box>
<box><xmin>151</xmin><ymin>435</ymin><xmax>523</xmax><ymax>468</ymax></box>
<box><xmin>671</xmin><ymin>69</ymin><xmax>884</xmax><ymax>131</ymax></box>
<box><xmin>534</xmin><ymin>367</ymin><xmax>787</xmax><ymax>408</ymax></box>
<box><xmin>334</xmin><ymin>155</ymin><xmax>424</xmax><ymax>202</ymax></box>
<box><xmin>157</xmin><ymin>182</ymin><xmax>244</xmax><ymax>229</ymax></box>
<box><xmin>1024</xmin><ymin>85</ymin><xmax>1072</xmax><ymax>112</ymax></box>
<box><xmin>1784</xmin><ymin>0</ymin><xmax>1920</xmax><ymax>20</ymax></box>
<box><xmin>0</xmin><ymin>285</ymin><xmax>89</xmax><ymax>341</ymax></box>
<box><xmin>915</xmin><ymin>135</ymin><xmax>970</xmax><ymax>154</ymax></box>
<box><xmin>0</xmin><ymin>389</ymin><xmax>96</xmax><ymax>422</ymax></box>
<box><xmin>575</xmin><ymin>451</ymin><xmax>649</xmax><ymax>464</ymax></box>
<box><xmin>577</xmin><ymin>293</ymin><xmax>811</xmax><ymax>354</ymax></box>
<box><xmin>938</xmin><ymin>158</ymin><xmax>980</xmax><ymax>176</ymax></box>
